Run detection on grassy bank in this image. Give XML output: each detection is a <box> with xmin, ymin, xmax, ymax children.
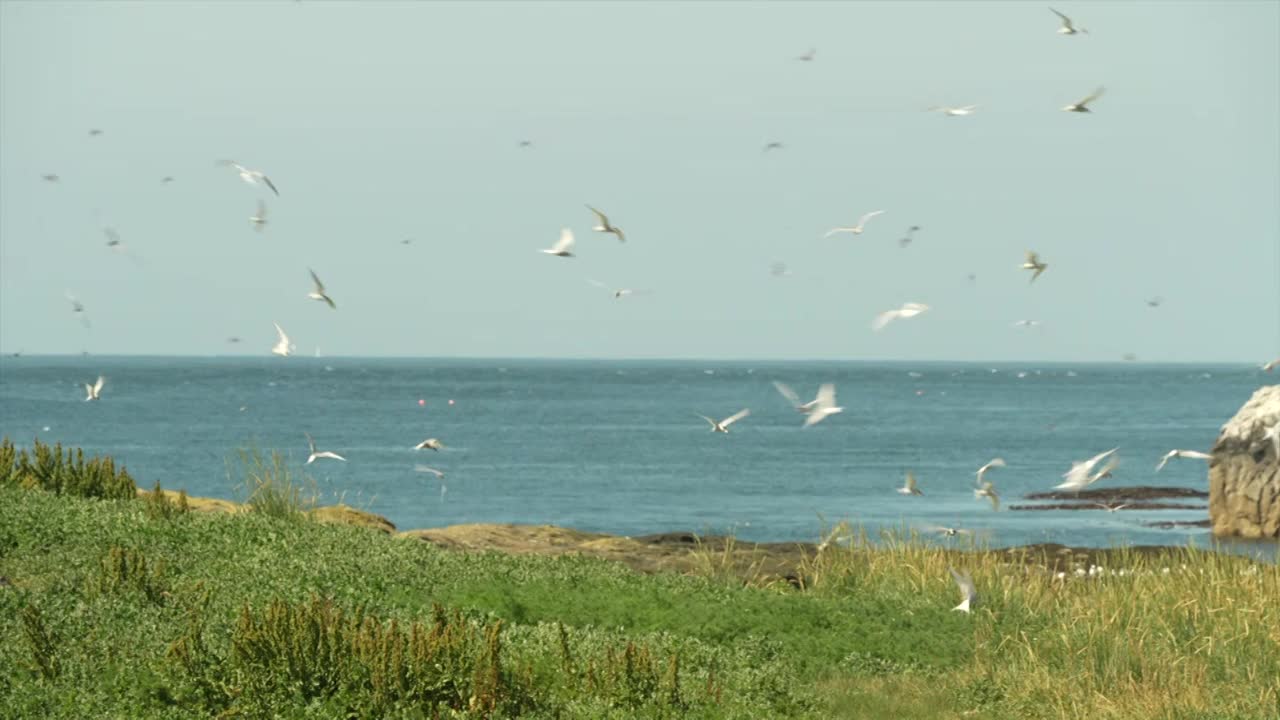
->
<box><xmin>1</xmin><ymin>443</ymin><xmax>1277</xmax><ymax>718</ymax></box>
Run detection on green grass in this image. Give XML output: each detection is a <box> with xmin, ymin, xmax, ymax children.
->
<box><xmin>1</xmin><ymin>472</ymin><xmax>1277</xmax><ymax>718</ymax></box>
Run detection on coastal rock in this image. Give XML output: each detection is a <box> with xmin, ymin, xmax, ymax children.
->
<box><xmin>1209</xmin><ymin>385</ymin><xmax>1280</xmax><ymax>539</ymax></box>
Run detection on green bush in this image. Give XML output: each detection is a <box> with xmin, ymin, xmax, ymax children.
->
<box><xmin>0</xmin><ymin>437</ymin><xmax>136</xmax><ymax>500</ymax></box>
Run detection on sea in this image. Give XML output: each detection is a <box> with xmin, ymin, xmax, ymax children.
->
<box><xmin>1</xmin><ymin>356</ymin><xmax>1275</xmax><ymax>557</ymax></box>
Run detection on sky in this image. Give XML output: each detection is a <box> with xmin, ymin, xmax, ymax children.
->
<box><xmin>1</xmin><ymin>1</ymin><xmax>1277</xmax><ymax>362</ymax></box>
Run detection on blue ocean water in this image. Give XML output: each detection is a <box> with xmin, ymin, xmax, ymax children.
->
<box><xmin>1</xmin><ymin>356</ymin><xmax>1273</xmax><ymax>554</ymax></box>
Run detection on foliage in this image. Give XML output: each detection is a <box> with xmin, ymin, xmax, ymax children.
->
<box><xmin>0</xmin><ymin>437</ymin><xmax>136</xmax><ymax>500</ymax></box>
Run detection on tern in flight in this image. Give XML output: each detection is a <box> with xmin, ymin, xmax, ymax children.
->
<box><xmin>923</xmin><ymin>525</ymin><xmax>972</xmax><ymax>538</ymax></box>
<box><xmin>696</xmin><ymin>409</ymin><xmax>751</xmax><ymax>433</ymax></box>
<box><xmin>415</xmin><ymin>465</ymin><xmax>448</xmax><ymax>498</ymax></box>
<box><xmin>974</xmin><ymin>480</ymin><xmax>1000</xmax><ymax>511</ymax></box>
<box><xmin>1021</xmin><ymin>251</ymin><xmax>1048</xmax><ymax>282</ymax></box>
<box><xmin>414</xmin><ymin>438</ymin><xmax>445</xmax><ymax>451</ymax></box>
<box><xmin>250</xmin><ymin>200</ymin><xmax>268</xmax><ymax>231</ymax></box>
<box><xmin>1050</xmin><ymin>8</ymin><xmax>1087</xmax><ymax>35</ymax></box>
<box><xmin>795</xmin><ymin>47</ymin><xmax>816</xmax><ymax>62</ymax></box>
<box><xmin>976</xmin><ymin>458</ymin><xmax>1006</xmax><ymax>486</ymax></box>
<box><xmin>949</xmin><ymin>568</ymin><xmax>978</xmax><ymax>613</ymax></box>
<box><xmin>271</xmin><ymin>322</ymin><xmax>294</xmax><ymax>357</ymax></box>
<box><xmin>305</xmin><ymin>433</ymin><xmax>346</xmax><ymax>464</ymax></box>
<box><xmin>824</xmin><ymin>210</ymin><xmax>885</xmax><ymax>237</ymax></box>
<box><xmin>83</xmin><ymin>376</ymin><xmax>105</xmax><ymax>402</ymax></box>
<box><xmin>772</xmin><ymin>381</ymin><xmax>820</xmax><ymax>414</ymax></box>
<box><xmin>66</xmin><ymin>292</ymin><xmax>91</xmax><ymax>328</ymax></box>
<box><xmin>929</xmin><ymin>105</ymin><xmax>978</xmax><ymax>116</ymax></box>
<box><xmin>1063</xmin><ymin>87</ymin><xmax>1105</xmax><ymax>113</ymax></box>
<box><xmin>1155</xmin><ymin>449</ymin><xmax>1211</xmax><ymax>472</ymax></box>
<box><xmin>762</xmin><ymin>141</ymin><xmax>785</xmax><ymax>153</ymax></box>
<box><xmin>872</xmin><ymin>302</ymin><xmax>930</xmax><ymax>331</ymax></box>
<box><xmin>1095</xmin><ymin>502</ymin><xmax>1130</xmax><ymax>513</ymax></box>
<box><xmin>307</xmin><ymin>269</ymin><xmax>337</xmax><ymax>309</ymax></box>
<box><xmin>802</xmin><ymin>384</ymin><xmax>843</xmax><ymax>427</ymax></box>
<box><xmin>586</xmin><ymin>205</ymin><xmax>626</xmax><ymax>242</ymax></box>
<box><xmin>1261</xmin><ymin>358</ymin><xmax>1279</xmax><ymax>372</ymax></box>
<box><xmin>1056</xmin><ymin>448</ymin><xmax>1119</xmax><ymax>491</ymax></box>
<box><xmin>897</xmin><ymin>472</ymin><xmax>923</xmax><ymax>496</ymax></box>
<box><xmin>540</xmin><ymin>228</ymin><xmax>575</xmax><ymax>257</ymax></box>
<box><xmin>219</xmin><ymin>160</ymin><xmax>279</xmax><ymax>195</ymax></box>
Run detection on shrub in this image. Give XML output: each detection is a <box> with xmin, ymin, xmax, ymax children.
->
<box><xmin>228</xmin><ymin>447</ymin><xmax>316</xmax><ymax>520</ymax></box>
<box><xmin>0</xmin><ymin>437</ymin><xmax>136</xmax><ymax>500</ymax></box>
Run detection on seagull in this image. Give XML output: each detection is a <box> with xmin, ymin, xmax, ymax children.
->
<box><xmin>976</xmin><ymin>458</ymin><xmax>1006</xmax><ymax>485</ymax></box>
<box><xmin>772</xmin><ymin>381</ymin><xmax>820</xmax><ymax>414</ymax></box>
<box><xmin>1063</xmin><ymin>87</ymin><xmax>1105</xmax><ymax>113</ymax></box>
<box><xmin>1155</xmin><ymin>449</ymin><xmax>1211</xmax><ymax>472</ymax></box>
<box><xmin>271</xmin><ymin>322</ymin><xmax>294</xmax><ymax>357</ymax></box>
<box><xmin>307</xmin><ymin>269</ymin><xmax>337</xmax><ymax>309</ymax></box>
<box><xmin>414</xmin><ymin>438</ymin><xmax>445</xmax><ymax>451</ymax></box>
<box><xmin>304</xmin><ymin>433</ymin><xmax>346</xmax><ymax>464</ymax></box>
<box><xmin>762</xmin><ymin>141</ymin><xmax>785</xmax><ymax>153</ymax></box>
<box><xmin>42</xmin><ymin>174</ymin><xmax>61</xmax><ymax>183</ymax></box>
<box><xmin>824</xmin><ymin>210</ymin><xmax>885</xmax><ymax>237</ymax></box>
<box><xmin>88</xmin><ymin>128</ymin><xmax>104</xmax><ymax>136</ymax></box>
<box><xmin>1056</xmin><ymin>448</ymin><xmax>1119</xmax><ymax>491</ymax></box>
<box><xmin>974</xmin><ymin>480</ymin><xmax>1000</xmax><ymax>511</ymax></box>
<box><xmin>1094</xmin><ymin>502</ymin><xmax>1130</xmax><ymax>513</ymax></box>
<box><xmin>586</xmin><ymin>205</ymin><xmax>625</xmax><ymax>242</ymax></box>
<box><xmin>923</xmin><ymin>525</ymin><xmax>972</xmax><ymax>538</ymax></box>
<box><xmin>1146</xmin><ymin>297</ymin><xmax>1163</xmax><ymax>308</ymax></box>
<box><xmin>1050</xmin><ymin>8</ymin><xmax>1087</xmax><ymax>35</ymax></box>
<box><xmin>1261</xmin><ymin>358</ymin><xmax>1279</xmax><ymax>372</ymax></box>
<box><xmin>65</xmin><ymin>292</ymin><xmax>90</xmax><ymax>328</ymax></box>
<box><xmin>83</xmin><ymin>375</ymin><xmax>104</xmax><ymax>401</ymax></box>
<box><xmin>218</xmin><ymin>160</ymin><xmax>279</xmax><ymax>195</ymax></box>
<box><xmin>949</xmin><ymin>568</ymin><xmax>978</xmax><ymax>613</ymax></box>
<box><xmin>899</xmin><ymin>225</ymin><xmax>921</xmax><ymax>248</ymax></box>
<box><xmin>1012</xmin><ymin>320</ymin><xmax>1041</xmax><ymax>329</ymax></box>
<box><xmin>929</xmin><ymin>105</ymin><xmax>978</xmax><ymax>116</ymax></box>
<box><xmin>1021</xmin><ymin>251</ymin><xmax>1048</xmax><ymax>282</ymax></box>
<box><xmin>803</xmin><ymin>384</ymin><xmax>843</xmax><ymax>427</ymax></box>
<box><xmin>795</xmin><ymin>47</ymin><xmax>816</xmax><ymax>62</ymax></box>
<box><xmin>696</xmin><ymin>409</ymin><xmax>750</xmax><ymax>433</ymax></box>
<box><xmin>250</xmin><ymin>200</ymin><xmax>268</xmax><ymax>231</ymax></box>
<box><xmin>540</xmin><ymin>228</ymin><xmax>575</xmax><ymax>257</ymax></box>
<box><xmin>897</xmin><ymin>472</ymin><xmax>923</xmax><ymax>496</ymax></box>
<box><xmin>872</xmin><ymin>302</ymin><xmax>930</xmax><ymax>331</ymax></box>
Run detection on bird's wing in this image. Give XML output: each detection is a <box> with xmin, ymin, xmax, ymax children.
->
<box><xmin>871</xmin><ymin>310</ymin><xmax>900</xmax><ymax>331</ymax></box>
<box><xmin>612</xmin><ymin>226</ymin><xmax>625</xmax><ymax>242</ymax></box>
<box><xmin>274</xmin><ymin>322</ymin><xmax>289</xmax><ymax>343</ymax></box>
<box><xmin>1086</xmin><ymin>447</ymin><xmax>1119</xmax><ymax>469</ymax></box>
<box><xmin>1050</xmin><ymin>7</ymin><xmax>1071</xmax><ymax>24</ymax></box>
<box><xmin>585</xmin><ymin>205</ymin><xmax>607</xmax><ymax>224</ymax></box>
<box><xmin>815</xmin><ymin>383</ymin><xmax>836</xmax><ymax>409</ymax></box>
<box><xmin>256</xmin><ymin>200</ymin><xmax>267</xmax><ymax>219</ymax></box>
<box><xmin>1025</xmin><ymin>251</ymin><xmax>1040</xmax><ymax>264</ymax></box>
<box><xmin>1078</xmin><ymin>87</ymin><xmax>1105</xmax><ymax>106</ymax></box>
<box><xmin>414</xmin><ymin>465</ymin><xmax>444</xmax><ymax>477</ymax></box>
<box><xmin>1155</xmin><ymin>450</ymin><xmax>1176</xmax><ymax>471</ymax></box>
<box><xmin>905</xmin><ymin>472</ymin><xmax>918</xmax><ymax>491</ymax></box>
<box><xmin>261</xmin><ymin>175</ymin><xmax>280</xmax><ymax>196</ymax></box>
<box><xmin>93</xmin><ymin>376</ymin><xmax>105</xmax><ymax>394</ymax></box>
<box><xmin>857</xmin><ymin>210</ymin><xmax>885</xmax><ymax>227</ymax></box>
<box><xmin>309</xmin><ymin>269</ymin><xmax>325</xmax><ymax>293</ymax></box>
<box><xmin>323</xmin><ymin>294</ymin><xmax>337</xmax><ymax>310</ymax></box>
<box><xmin>772</xmin><ymin>381</ymin><xmax>802</xmax><ymax>407</ymax></box>
<box><xmin>319</xmin><ymin>452</ymin><xmax>346</xmax><ymax>462</ymax></box>
<box><xmin>305</xmin><ymin>432</ymin><xmax>316</xmax><ymax>454</ymax></box>
<box><xmin>553</xmin><ymin>228</ymin><xmax>574</xmax><ymax>253</ymax></box>
<box><xmin>949</xmin><ymin>568</ymin><xmax>976</xmax><ymax>599</ymax></box>
<box><xmin>823</xmin><ymin>228</ymin><xmax>852</xmax><ymax>238</ymax></box>
<box><xmin>695</xmin><ymin>413</ymin><xmax>718</xmax><ymax>428</ymax></box>
<box><xmin>721</xmin><ymin>408</ymin><xmax>751</xmax><ymax>427</ymax></box>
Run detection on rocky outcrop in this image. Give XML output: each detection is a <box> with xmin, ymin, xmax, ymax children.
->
<box><xmin>1209</xmin><ymin>386</ymin><xmax>1280</xmax><ymax>539</ymax></box>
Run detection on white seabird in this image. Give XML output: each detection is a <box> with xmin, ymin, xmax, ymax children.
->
<box><xmin>802</xmin><ymin>383</ymin><xmax>843</xmax><ymax>427</ymax></box>
<box><xmin>872</xmin><ymin>302</ymin><xmax>930</xmax><ymax>331</ymax></box>
<box><xmin>307</xmin><ymin>269</ymin><xmax>337</xmax><ymax>309</ymax></box>
<box><xmin>84</xmin><ymin>375</ymin><xmax>105</xmax><ymax>401</ymax></box>
<box><xmin>824</xmin><ymin>210</ymin><xmax>885</xmax><ymax>238</ymax></box>
<box><xmin>540</xmin><ymin>228</ymin><xmax>575</xmax><ymax>257</ymax></box>
<box><xmin>974</xmin><ymin>480</ymin><xmax>1000</xmax><ymax>511</ymax></box>
<box><xmin>250</xmin><ymin>200</ymin><xmax>268</xmax><ymax>231</ymax></box>
<box><xmin>949</xmin><ymin>568</ymin><xmax>978</xmax><ymax>613</ymax></box>
<box><xmin>772</xmin><ymin>381</ymin><xmax>820</xmax><ymax>414</ymax></box>
<box><xmin>1154</xmin><ymin>449</ymin><xmax>1211</xmax><ymax>472</ymax></box>
<box><xmin>219</xmin><ymin>160</ymin><xmax>279</xmax><ymax>195</ymax></box>
<box><xmin>696</xmin><ymin>409</ymin><xmax>750</xmax><ymax>433</ymax></box>
<box><xmin>305</xmin><ymin>433</ymin><xmax>346</xmax><ymax>464</ymax></box>
<box><xmin>1050</xmin><ymin>8</ymin><xmax>1087</xmax><ymax>35</ymax></box>
<box><xmin>271</xmin><ymin>322</ymin><xmax>294</xmax><ymax>357</ymax></box>
<box><xmin>976</xmin><ymin>458</ymin><xmax>1006</xmax><ymax>485</ymax></box>
<box><xmin>897</xmin><ymin>472</ymin><xmax>923</xmax><ymax>496</ymax></box>
<box><xmin>1055</xmin><ymin>448</ymin><xmax>1119</xmax><ymax>491</ymax></box>
<box><xmin>929</xmin><ymin>105</ymin><xmax>978</xmax><ymax>116</ymax></box>
<box><xmin>1021</xmin><ymin>251</ymin><xmax>1048</xmax><ymax>282</ymax></box>
<box><xmin>414</xmin><ymin>438</ymin><xmax>445</xmax><ymax>451</ymax></box>
<box><xmin>586</xmin><ymin>205</ymin><xmax>626</xmax><ymax>243</ymax></box>
<box><xmin>1063</xmin><ymin>87</ymin><xmax>1105</xmax><ymax>113</ymax></box>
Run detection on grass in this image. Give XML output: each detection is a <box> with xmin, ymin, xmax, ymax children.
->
<box><xmin>0</xmin><ymin>446</ymin><xmax>1277</xmax><ymax>718</ymax></box>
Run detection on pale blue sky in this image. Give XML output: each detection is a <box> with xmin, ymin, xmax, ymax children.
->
<box><xmin>1</xmin><ymin>1</ymin><xmax>1276</xmax><ymax>361</ymax></box>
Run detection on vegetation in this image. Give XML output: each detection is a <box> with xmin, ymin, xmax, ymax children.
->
<box><xmin>0</xmin><ymin>443</ymin><xmax>1277</xmax><ymax>718</ymax></box>
<box><xmin>0</xmin><ymin>437</ymin><xmax>136</xmax><ymax>499</ymax></box>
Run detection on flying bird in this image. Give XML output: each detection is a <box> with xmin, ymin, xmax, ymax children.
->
<box><xmin>762</xmin><ymin>141</ymin><xmax>785</xmax><ymax>153</ymax></box>
<box><xmin>307</xmin><ymin>269</ymin><xmax>337</xmax><ymax>309</ymax></box>
<box><xmin>1012</xmin><ymin>320</ymin><xmax>1041</xmax><ymax>329</ymax></box>
<box><xmin>1154</xmin><ymin>449</ymin><xmax>1211</xmax><ymax>472</ymax></box>
<box><xmin>899</xmin><ymin>225</ymin><xmax>921</xmax><ymax>248</ymax></box>
<box><xmin>1050</xmin><ymin>8</ymin><xmax>1087</xmax><ymax>35</ymax></box>
<box><xmin>271</xmin><ymin>322</ymin><xmax>294</xmax><ymax>357</ymax></box>
<box><xmin>929</xmin><ymin>105</ymin><xmax>978</xmax><ymax>116</ymax></box>
<box><xmin>974</xmin><ymin>480</ymin><xmax>1000</xmax><ymax>511</ymax></box>
<box><xmin>1094</xmin><ymin>503</ymin><xmax>1130</xmax><ymax>513</ymax></box>
<box><xmin>1056</xmin><ymin>448</ymin><xmax>1119</xmax><ymax>491</ymax></box>
<box><xmin>415</xmin><ymin>465</ymin><xmax>448</xmax><ymax>498</ymax></box>
<box><xmin>304</xmin><ymin>433</ymin><xmax>346</xmax><ymax>464</ymax></box>
<box><xmin>1063</xmin><ymin>87</ymin><xmax>1105</xmax><ymax>113</ymax></box>
<box><xmin>802</xmin><ymin>384</ymin><xmax>843</xmax><ymax>428</ymax></box>
<box><xmin>923</xmin><ymin>525</ymin><xmax>972</xmax><ymax>538</ymax></box>
<box><xmin>795</xmin><ymin>47</ymin><xmax>816</xmax><ymax>62</ymax></box>
<box><xmin>1146</xmin><ymin>297</ymin><xmax>1163</xmax><ymax>308</ymax></box>
<box><xmin>88</xmin><ymin>128</ymin><xmax>104</xmax><ymax>136</ymax></box>
<box><xmin>414</xmin><ymin>438</ymin><xmax>445</xmax><ymax>451</ymax></box>
<box><xmin>587</xmin><ymin>280</ymin><xmax>645</xmax><ymax>299</ymax></box>
<box><xmin>65</xmin><ymin>292</ymin><xmax>91</xmax><ymax>328</ymax></box>
<box><xmin>696</xmin><ymin>409</ymin><xmax>751</xmax><ymax>433</ymax></box>
<box><xmin>772</xmin><ymin>381</ymin><xmax>820</xmax><ymax>414</ymax></box>
<box><xmin>949</xmin><ymin>568</ymin><xmax>978</xmax><ymax>613</ymax></box>
<box><xmin>586</xmin><ymin>205</ymin><xmax>626</xmax><ymax>242</ymax></box>
<box><xmin>872</xmin><ymin>302</ymin><xmax>930</xmax><ymax>331</ymax></box>
<box><xmin>1260</xmin><ymin>358</ymin><xmax>1278</xmax><ymax>372</ymax></box>
<box><xmin>518</xmin><ymin>140</ymin><xmax>534</xmax><ymax>148</ymax></box>
<box><xmin>219</xmin><ymin>160</ymin><xmax>279</xmax><ymax>195</ymax></box>
<box><xmin>976</xmin><ymin>458</ymin><xmax>1006</xmax><ymax>485</ymax></box>
<box><xmin>1021</xmin><ymin>251</ymin><xmax>1048</xmax><ymax>282</ymax></box>
<box><xmin>83</xmin><ymin>375</ymin><xmax>104</xmax><ymax>402</ymax></box>
<box><xmin>42</xmin><ymin>174</ymin><xmax>61</xmax><ymax>183</ymax></box>
<box><xmin>540</xmin><ymin>228</ymin><xmax>575</xmax><ymax>257</ymax></box>
<box><xmin>250</xmin><ymin>200</ymin><xmax>268</xmax><ymax>231</ymax></box>
<box><xmin>161</xmin><ymin>176</ymin><xmax>175</xmax><ymax>184</ymax></box>
<box><xmin>897</xmin><ymin>472</ymin><xmax>923</xmax><ymax>496</ymax></box>
<box><xmin>824</xmin><ymin>210</ymin><xmax>885</xmax><ymax>237</ymax></box>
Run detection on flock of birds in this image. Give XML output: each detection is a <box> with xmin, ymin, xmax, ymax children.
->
<box><xmin>20</xmin><ymin>6</ymin><xmax>1280</xmax><ymax>615</ymax></box>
